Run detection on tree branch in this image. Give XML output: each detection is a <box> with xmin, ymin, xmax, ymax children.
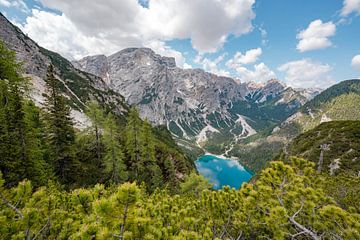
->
<box><xmin>0</xmin><ymin>192</ymin><xmax>24</xmax><ymax>219</ymax></box>
<box><xmin>289</xmin><ymin>202</ymin><xmax>320</xmax><ymax>240</ymax></box>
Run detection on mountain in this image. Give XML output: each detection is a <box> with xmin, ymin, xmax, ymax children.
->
<box><xmin>228</xmin><ymin>79</ymin><xmax>360</xmax><ymax>172</ymax></box>
<box><xmin>0</xmin><ymin>13</ymin><xmax>128</xmax><ymax>128</ymax></box>
<box><xmin>0</xmin><ymin>13</ymin><xmax>195</xmax><ymax>180</ymax></box>
<box><xmin>278</xmin><ymin>79</ymin><xmax>360</xmax><ymax>134</ymax></box>
<box><xmin>280</xmin><ymin>121</ymin><xmax>360</xmax><ymax>176</ymax></box>
<box><xmin>74</xmin><ymin>50</ymin><xmax>313</xmax><ymax>152</ymax></box>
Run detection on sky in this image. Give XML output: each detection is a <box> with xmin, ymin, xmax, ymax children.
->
<box><xmin>1</xmin><ymin>0</ymin><xmax>360</xmax><ymax>88</ymax></box>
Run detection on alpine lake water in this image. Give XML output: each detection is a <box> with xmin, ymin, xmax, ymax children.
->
<box><xmin>195</xmin><ymin>155</ymin><xmax>253</xmax><ymax>190</ymax></box>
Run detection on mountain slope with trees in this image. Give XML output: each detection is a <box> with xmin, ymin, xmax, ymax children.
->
<box><xmin>228</xmin><ymin>80</ymin><xmax>360</xmax><ymax>172</ymax></box>
<box><xmin>0</xmin><ymin>40</ymin><xmax>193</xmax><ymax>190</ymax></box>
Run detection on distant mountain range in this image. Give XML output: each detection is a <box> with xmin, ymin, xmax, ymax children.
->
<box><xmin>72</xmin><ymin>46</ymin><xmax>321</xmax><ymax>153</ymax></box>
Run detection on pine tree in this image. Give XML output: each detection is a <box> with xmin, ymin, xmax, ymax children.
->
<box><xmin>44</xmin><ymin>64</ymin><xmax>76</xmax><ymax>184</ymax></box>
<box><xmin>103</xmin><ymin>113</ymin><xmax>128</xmax><ymax>184</ymax></box>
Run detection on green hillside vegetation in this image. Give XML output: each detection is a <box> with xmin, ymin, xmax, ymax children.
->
<box><xmin>298</xmin><ymin>93</ymin><xmax>360</xmax><ymax>131</ymax></box>
<box><xmin>1</xmin><ymin>158</ymin><xmax>359</xmax><ymax>239</ymax></box>
<box><xmin>231</xmin><ymin>81</ymin><xmax>360</xmax><ymax>173</ymax></box>
<box><xmin>0</xmin><ymin>42</ymin><xmax>193</xmax><ymax>191</ymax></box>
<box><xmin>280</xmin><ymin>121</ymin><xmax>360</xmax><ymax>176</ymax></box>
<box><xmin>301</xmin><ymin>79</ymin><xmax>360</xmax><ymax>111</ymax></box>
<box><xmin>278</xmin><ymin>121</ymin><xmax>360</xmax><ymax>213</ymax></box>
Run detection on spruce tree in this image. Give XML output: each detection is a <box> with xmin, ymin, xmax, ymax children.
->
<box><xmin>103</xmin><ymin>113</ymin><xmax>128</xmax><ymax>184</ymax></box>
<box><xmin>44</xmin><ymin>64</ymin><xmax>76</xmax><ymax>184</ymax></box>
<box><xmin>23</xmin><ymin>101</ymin><xmax>52</xmax><ymax>186</ymax></box>
<box><xmin>0</xmin><ymin>41</ymin><xmax>35</xmax><ymax>186</ymax></box>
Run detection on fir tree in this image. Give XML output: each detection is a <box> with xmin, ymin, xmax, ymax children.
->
<box><xmin>0</xmin><ymin>41</ymin><xmax>38</xmax><ymax>186</ymax></box>
<box><xmin>44</xmin><ymin>64</ymin><xmax>76</xmax><ymax>184</ymax></box>
<box><xmin>23</xmin><ymin>101</ymin><xmax>52</xmax><ymax>186</ymax></box>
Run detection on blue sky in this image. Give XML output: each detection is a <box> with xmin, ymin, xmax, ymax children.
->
<box><xmin>1</xmin><ymin>0</ymin><xmax>360</xmax><ymax>88</ymax></box>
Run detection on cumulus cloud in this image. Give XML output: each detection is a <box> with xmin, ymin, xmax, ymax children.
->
<box><xmin>194</xmin><ymin>54</ymin><xmax>230</xmax><ymax>77</ymax></box>
<box><xmin>341</xmin><ymin>0</ymin><xmax>360</xmax><ymax>16</ymax></box>
<box><xmin>278</xmin><ymin>59</ymin><xmax>334</xmax><ymax>88</ymax></box>
<box><xmin>296</xmin><ymin>20</ymin><xmax>336</xmax><ymax>52</ymax></box>
<box><xmin>144</xmin><ymin>40</ymin><xmax>188</xmax><ymax>68</ymax></box>
<box><xmin>352</xmin><ymin>55</ymin><xmax>360</xmax><ymax>71</ymax></box>
<box><xmin>20</xmin><ymin>10</ymin><xmax>121</xmax><ymax>60</ymax></box>
<box><xmin>234</xmin><ymin>63</ymin><xmax>276</xmax><ymax>83</ymax></box>
<box><xmin>26</xmin><ymin>0</ymin><xmax>255</xmax><ymax>60</ymax></box>
<box><xmin>226</xmin><ymin>48</ymin><xmax>262</xmax><ymax>68</ymax></box>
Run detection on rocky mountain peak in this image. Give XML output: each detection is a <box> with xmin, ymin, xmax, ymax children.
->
<box><xmin>109</xmin><ymin>47</ymin><xmax>176</xmax><ymax>68</ymax></box>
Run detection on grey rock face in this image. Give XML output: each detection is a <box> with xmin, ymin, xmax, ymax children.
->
<box><xmin>74</xmin><ymin>48</ymin><xmax>313</xmax><ymax>141</ymax></box>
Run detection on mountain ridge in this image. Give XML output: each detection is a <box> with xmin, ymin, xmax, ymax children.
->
<box><xmin>73</xmin><ymin>48</ymin><xmax>318</xmax><ymax>153</ymax></box>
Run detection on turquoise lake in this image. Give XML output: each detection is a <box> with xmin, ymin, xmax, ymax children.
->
<box><xmin>195</xmin><ymin>155</ymin><xmax>253</xmax><ymax>190</ymax></box>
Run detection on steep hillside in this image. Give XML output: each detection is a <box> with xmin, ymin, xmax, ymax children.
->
<box><xmin>280</xmin><ymin>121</ymin><xmax>360</xmax><ymax>176</ymax></box>
<box><xmin>0</xmin><ymin>13</ymin><xmax>194</xmax><ymax>178</ymax></box>
<box><xmin>0</xmin><ymin>13</ymin><xmax>128</xmax><ymax>128</ymax></box>
<box><xmin>282</xmin><ymin>79</ymin><xmax>360</xmax><ymax>134</ymax></box>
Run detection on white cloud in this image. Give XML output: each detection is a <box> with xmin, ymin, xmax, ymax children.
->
<box><xmin>20</xmin><ymin>9</ymin><xmax>189</xmax><ymax>67</ymax></box>
<box><xmin>226</xmin><ymin>48</ymin><xmax>262</xmax><ymax>68</ymax></box>
<box><xmin>278</xmin><ymin>59</ymin><xmax>334</xmax><ymax>88</ymax></box>
<box><xmin>20</xmin><ymin>10</ymin><xmax>121</xmax><ymax>60</ymax></box>
<box><xmin>234</xmin><ymin>62</ymin><xmax>276</xmax><ymax>83</ymax></box>
<box><xmin>296</xmin><ymin>20</ymin><xmax>336</xmax><ymax>52</ymax></box>
<box><xmin>29</xmin><ymin>0</ymin><xmax>255</xmax><ymax>59</ymax></box>
<box><xmin>144</xmin><ymin>40</ymin><xmax>187</xmax><ymax>68</ymax></box>
<box><xmin>352</xmin><ymin>55</ymin><xmax>360</xmax><ymax>71</ymax></box>
<box><xmin>0</xmin><ymin>0</ymin><xmax>29</xmax><ymax>13</ymax></box>
<box><xmin>0</xmin><ymin>0</ymin><xmax>10</xmax><ymax>7</ymax></box>
<box><xmin>258</xmin><ymin>26</ymin><xmax>268</xmax><ymax>46</ymax></box>
<box><xmin>195</xmin><ymin>54</ymin><xmax>230</xmax><ymax>77</ymax></box>
<box><xmin>341</xmin><ymin>0</ymin><xmax>360</xmax><ymax>16</ymax></box>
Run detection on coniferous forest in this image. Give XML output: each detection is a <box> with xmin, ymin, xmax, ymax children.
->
<box><xmin>0</xmin><ymin>41</ymin><xmax>359</xmax><ymax>240</ymax></box>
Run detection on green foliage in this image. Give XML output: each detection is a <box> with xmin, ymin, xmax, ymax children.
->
<box><xmin>1</xmin><ymin>158</ymin><xmax>359</xmax><ymax>239</ymax></box>
<box><xmin>180</xmin><ymin>171</ymin><xmax>212</xmax><ymax>196</ymax></box>
<box><xmin>103</xmin><ymin>113</ymin><xmax>128</xmax><ymax>184</ymax></box>
<box><xmin>302</xmin><ymin>79</ymin><xmax>360</xmax><ymax>112</ymax></box>
<box><xmin>0</xmin><ymin>41</ymin><xmax>50</xmax><ymax>187</ymax></box>
<box><xmin>231</xmin><ymin>140</ymin><xmax>284</xmax><ymax>172</ymax></box>
<box><xmin>44</xmin><ymin>65</ymin><xmax>77</xmax><ymax>185</ymax></box>
<box><xmin>282</xmin><ymin>121</ymin><xmax>360</xmax><ymax>176</ymax></box>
